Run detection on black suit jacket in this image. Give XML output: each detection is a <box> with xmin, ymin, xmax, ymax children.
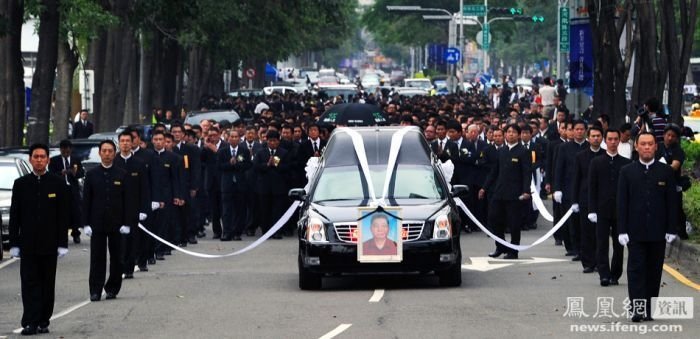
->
<box><xmin>461</xmin><ymin>139</ymin><xmax>489</xmax><ymax>186</ymax></box>
<box><xmin>82</xmin><ymin>166</ymin><xmax>131</xmax><ymax>232</ymax></box>
<box><xmin>48</xmin><ymin>155</ymin><xmax>84</xmax><ymax>187</ymax></box>
<box><xmin>299</xmin><ymin>138</ymin><xmax>327</xmax><ymax>170</ymax></box>
<box><xmin>430</xmin><ymin>138</ymin><xmax>456</xmax><ymax>163</ymax></box>
<box><xmin>114</xmin><ymin>155</ymin><xmax>151</xmax><ymax>223</ymax></box>
<box><xmin>173</xmin><ymin>142</ymin><xmax>202</xmax><ymax>194</ymax></box>
<box><xmin>450</xmin><ymin>138</ymin><xmax>471</xmax><ymax>185</ymax></box>
<box><xmin>150</xmin><ymin>149</ymin><xmax>182</xmax><ymax>203</ymax></box>
<box><xmin>572</xmin><ymin>148</ymin><xmax>604</xmax><ymax>209</ymax></box>
<box><xmin>544</xmin><ymin>137</ymin><xmax>565</xmax><ymax>186</ymax></box>
<box><xmin>218</xmin><ymin>144</ymin><xmax>252</xmax><ymax>193</ymax></box>
<box><xmin>9</xmin><ymin>173</ymin><xmax>70</xmax><ymax>254</ymax></box>
<box><xmin>72</xmin><ymin>120</ymin><xmax>94</xmax><ymax>139</ymax></box>
<box><xmin>254</xmin><ymin>147</ymin><xmax>290</xmax><ymax>195</ymax></box>
<box><xmin>554</xmin><ymin>140</ymin><xmax>589</xmax><ymax>202</ymax></box>
<box><xmin>617</xmin><ymin>161</ymin><xmax>678</xmax><ymax>241</ymax></box>
<box><xmin>202</xmin><ymin>141</ymin><xmax>229</xmax><ymax>193</ymax></box>
<box><xmin>546</xmin><ymin>122</ymin><xmax>561</xmax><ymax>141</ymax></box>
<box><xmin>483</xmin><ymin>144</ymin><xmax>532</xmax><ymax>201</ymax></box>
<box><xmin>588</xmin><ymin>154</ymin><xmax>631</xmax><ymax>219</ymax></box>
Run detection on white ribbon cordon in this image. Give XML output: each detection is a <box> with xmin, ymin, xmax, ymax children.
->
<box><xmin>138</xmin><ymin>201</ymin><xmax>302</xmax><ymax>258</ymax></box>
<box><xmin>438</xmin><ymin>159</ymin><xmax>455</xmax><ymax>190</ymax></box>
<box><xmin>380</xmin><ymin>128</ymin><xmax>412</xmax><ymax>202</ymax></box>
<box><xmin>530</xmin><ymin>179</ymin><xmax>554</xmax><ymax>222</ymax></box>
<box><xmin>341</xmin><ymin>128</ymin><xmax>379</xmax><ymax>205</ymax></box>
<box><xmin>455</xmin><ymin>198</ymin><xmax>573</xmax><ymax>251</ymax></box>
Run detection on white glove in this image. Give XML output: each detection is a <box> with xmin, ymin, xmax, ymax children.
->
<box><xmin>151</xmin><ymin>202</ymin><xmax>160</xmax><ymax>211</ymax></box>
<box><xmin>9</xmin><ymin>247</ymin><xmax>20</xmax><ymax>258</ymax></box>
<box><xmin>57</xmin><ymin>247</ymin><xmax>69</xmax><ymax>258</ymax></box>
<box><xmin>676</xmin><ymin>186</ymin><xmax>683</xmax><ymax>193</ymax></box>
<box><xmin>571</xmin><ymin>203</ymin><xmax>580</xmax><ymax>213</ymax></box>
<box><xmin>618</xmin><ymin>233</ymin><xmax>629</xmax><ymax>246</ymax></box>
<box><xmin>83</xmin><ymin>226</ymin><xmax>93</xmax><ymax>237</ymax></box>
<box><xmin>587</xmin><ymin>213</ymin><xmax>597</xmax><ymax>223</ymax></box>
<box><xmin>553</xmin><ymin>191</ymin><xmax>563</xmax><ymax>203</ymax></box>
<box><xmin>119</xmin><ymin>226</ymin><xmax>131</xmax><ymax>235</ymax></box>
<box><xmin>139</xmin><ymin>213</ymin><xmax>147</xmax><ymax>221</ymax></box>
<box><xmin>665</xmin><ymin>233</ymin><xmax>677</xmax><ymax>243</ymax></box>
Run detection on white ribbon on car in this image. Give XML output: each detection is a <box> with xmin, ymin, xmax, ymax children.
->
<box><xmin>138</xmin><ymin>201</ymin><xmax>302</xmax><ymax>258</ymax></box>
<box><xmin>342</xmin><ymin>128</ymin><xmax>380</xmax><ymax>205</ymax></box>
<box><xmin>455</xmin><ymin>197</ymin><xmax>573</xmax><ymax>251</ymax></box>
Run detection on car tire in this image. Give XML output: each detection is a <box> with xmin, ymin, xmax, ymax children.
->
<box><xmin>438</xmin><ymin>260</ymin><xmax>462</xmax><ymax>287</ymax></box>
<box><xmin>298</xmin><ymin>256</ymin><xmax>322</xmax><ymax>290</ymax></box>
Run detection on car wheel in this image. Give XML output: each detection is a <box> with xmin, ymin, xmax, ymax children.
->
<box><xmin>438</xmin><ymin>259</ymin><xmax>462</xmax><ymax>287</ymax></box>
<box><xmin>298</xmin><ymin>256</ymin><xmax>322</xmax><ymax>290</ymax></box>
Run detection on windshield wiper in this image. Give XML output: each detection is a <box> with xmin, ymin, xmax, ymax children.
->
<box><xmin>314</xmin><ymin>198</ymin><xmax>356</xmax><ymax>203</ymax></box>
<box><xmin>407</xmin><ymin>193</ymin><xmax>429</xmax><ymax>199</ymax></box>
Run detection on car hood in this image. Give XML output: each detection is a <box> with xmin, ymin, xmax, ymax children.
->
<box><xmin>309</xmin><ymin>200</ymin><xmax>447</xmax><ymax>223</ymax></box>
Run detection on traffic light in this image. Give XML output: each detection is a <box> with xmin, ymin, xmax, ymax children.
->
<box><xmin>489</xmin><ymin>7</ymin><xmax>524</xmax><ymax>15</ymax></box>
<box><xmin>513</xmin><ymin>15</ymin><xmax>545</xmax><ymax>23</ymax></box>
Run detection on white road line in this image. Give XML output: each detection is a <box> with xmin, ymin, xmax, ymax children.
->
<box><xmin>369</xmin><ymin>289</ymin><xmax>384</xmax><ymax>303</ymax></box>
<box><xmin>0</xmin><ymin>258</ymin><xmax>18</xmax><ymax>270</ymax></box>
<box><xmin>319</xmin><ymin>323</ymin><xmax>352</xmax><ymax>339</ymax></box>
<box><xmin>13</xmin><ymin>292</ymin><xmax>105</xmax><ymax>334</ymax></box>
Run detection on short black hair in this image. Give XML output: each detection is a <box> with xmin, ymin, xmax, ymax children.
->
<box><xmin>604</xmin><ymin>128</ymin><xmax>620</xmax><ymax>139</ymax></box>
<box><xmin>635</xmin><ymin>131</ymin><xmax>656</xmax><ymax>144</ymax></box>
<box><xmin>118</xmin><ymin>131</ymin><xmax>133</xmax><ymax>140</ymax></box>
<box><xmin>644</xmin><ymin>97</ymin><xmax>660</xmax><ymax>113</ymax></box>
<box><xmin>588</xmin><ymin>126</ymin><xmax>604</xmax><ymax>136</ymax></box>
<box><xmin>164</xmin><ymin>133</ymin><xmax>174</xmax><ymax>141</ymax></box>
<box><xmin>521</xmin><ymin>124</ymin><xmax>532</xmax><ymax>134</ymax></box>
<box><xmin>152</xmin><ymin>130</ymin><xmax>165</xmax><ymax>138</ymax></box>
<box><xmin>664</xmin><ymin>123</ymin><xmax>681</xmax><ymax>137</ymax></box>
<box><xmin>59</xmin><ymin>139</ymin><xmax>72</xmax><ymax>149</ymax></box>
<box><xmin>572</xmin><ymin>119</ymin><xmax>587</xmax><ymax>129</ymax></box>
<box><xmin>266</xmin><ymin>130</ymin><xmax>280</xmax><ymax>140</ymax></box>
<box><xmin>99</xmin><ymin>140</ymin><xmax>116</xmax><ymax>151</ymax></box>
<box><xmin>619</xmin><ymin>123</ymin><xmax>632</xmax><ymax>133</ymax></box>
<box><xmin>171</xmin><ymin>123</ymin><xmax>184</xmax><ymax>132</ymax></box>
<box><xmin>446</xmin><ymin>120</ymin><xmax>461</xmax><ymax>132</ymax></box>
<box><xmin>29</xmin><ymin>143</ymin><xmax>49</xmax><ymax>157</ymax></box>
<box><xmin>505</xmin><ymin>123</ymin><xmax>521</xmax><ymax>134</ymax></box>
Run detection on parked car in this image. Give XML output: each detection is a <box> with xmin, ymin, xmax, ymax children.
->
<box><xmin>116</xmin><ymin>124</ymin><xmax>155</xmax><ymax>142</ymax></box>
<box><xmin>263</xmin><ymin>86</ymin><xmax>298</xmax><ymax>96</ymax></box>
<box><xmin>291</xmin><ymin>126</ymin><xmax>467</xmax><ymax>290</ymax></box>
<box><xmin>390</xmin><ymin>70</ymin><xmax>406</xmax><ymax>85</ymax></box>
<box><xmin>63</xmin><ymin>139</ymin><xmax>103</xmax><ymax>171</ymax></box>
<box><xmin>404</xmin><ymin>78</ymin><xmax>433</xmax><ymax>90</ymax></box>
<box><xmin>396</xmin><ymin>87</ymin><xmax>429</xmax><ymax>97</ymax></box>
<box><xmin>184</xmin><ymin>110</ymin><xmax>241</xmax><ymax>126</ymax></box>
<box><xmin>88</xmin><ymin>132</ymin><xmax>119</xmax><ymax>144</ymax></box>
<box><xmin>0</xmin><ymin>156</ymin><xmax>32</xmax><ymax>251</ymax></box>
<box><xmin>317</xmin><ymin>85</ymin><xmax>359</xmax><ymax>101</ymax></box>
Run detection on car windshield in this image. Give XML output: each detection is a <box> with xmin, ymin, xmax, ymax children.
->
<box><xmin>313</xmin><ymin>164</ymin><xmax>444</xmax><ymax>202</ymax></box>
<box><xmin>405</xmin><ymin>80</ymin><xmax>432</xmax><ymax>89</ymax></box>
<box><xmin>0</xmin><ymin>163</ymin><xmax>20</xmax><ymax>190</ymax></box>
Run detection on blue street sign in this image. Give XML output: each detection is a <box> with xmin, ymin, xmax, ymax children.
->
<box><xmin>444</xmin><ymin>47</ymin><xmax>461</xmax><ymax>64</ymax></box>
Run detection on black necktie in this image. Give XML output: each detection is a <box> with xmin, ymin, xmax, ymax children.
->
<box><xmin>63</xmin><ymin>157</ymin><xmax>69</xmax><ymax>171</ymax></box>
<box><xmin>313</xmin><ymin>141</ymin><xmax>318</xmax><ymax>153</ymax></box>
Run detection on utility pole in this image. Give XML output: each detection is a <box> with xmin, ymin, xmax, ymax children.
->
<box><xmin>483</xmin><ymin>0</ymin><xmax>488</xmax><ymax>73</ymax></box>
<box><xmin>459</xmin><ymin>0</ymin><xmax>464</xmax><ymax>91</ymax></box>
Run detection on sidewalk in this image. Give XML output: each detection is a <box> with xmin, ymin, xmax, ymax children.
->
<box><xmin>665</xmin><ymin>238</ymin><xmax>700</xmax><ymax>282</ymax></box>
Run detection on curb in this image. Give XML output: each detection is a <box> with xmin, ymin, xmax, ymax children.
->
<box><xmin>665</xmin><ymin>239</ymin><xmax>700</xmax><ymax>278</ymax></box>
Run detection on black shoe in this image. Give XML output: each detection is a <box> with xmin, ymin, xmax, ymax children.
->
<box><xmin>609</xmin><ymin>279</ymin><xmax>619</xmax><ymax>285</ymax></box>
<box><xmin>197</xmin><ymin>231</ymin><xmax>206</xmax><ymax>238</ymax></box>
<box><xmin>463</xmin><ymin>227</ymin><xmax>472</xmax><ymax>234</ymax></box>
<box><xmin>138</xmin><ymin>265</ymin><xmax>148</xmax><ymax>272</ymax></box>
<box><xmin>164</xmin><ymin>250</ymin><xmax>172</xmax><ymax>255</ymax></box>
<box><xmin>90</xmin><ymin>294</ymin><xmax>101</xmax><ymax>302</ymax></box>
<box><xmin>555</xmin><ymin>239</ymin><xmax>563</xmax><ymax>246</ymax></box>
<box><xmin>520</xmin><ymin>226</ymin><xmax>529</xmax><ymax>231</ymax></box>
<box><xmin>232</xmin><ymin>235</ymin><xmax>242</xmax><ymax>241</ymax></box>
<box><xmin>73</xmin><ymin>235</ymin><xmax>81</xmax><ymax>244</ymax></box>
<box><xmin>503</xmin><ymin>252</ymin><xmax>519</xmax><ymax>260</ymax></box>
<box><xmin>631</xmin><ymin>314</ymin><xmax>644</xmax><ymax>322</ymax></box>
<box><xmin>147</xmin><ymin>258</ymin><xmax>156</xmax><ymax>265</ymax></box>
<box><xmin>644</xmin><ymin>316</ymin><xmax>654</xmax><ymax>321</ymax></box>
<box><xmin>37</xmin><ymin>326</ymin><xmax>49</xmax><ymax>334</ymax></box>
<box><xmin>488</xmin><ymin>250</ymin><xmax>504</xmax><ymax>258</ymax></box>
<box><xmin>155</xmin><ymin>254</ymin><xmax>165</xmax><ymax>260</ymax></box>
<box><xmin>564</xmin><ymin>252</ymin><xmax>576</xmax><ymax>256</ymax></box>
<box><xmin>178</xmin><ymin>242</ymin><xmax>187</xmax><ymax>248</ymax></box>
<box><xmin>188</xmin><ymin>236</ymin><xmax>198</xmax><ymax>244</ymax></box>
<box><xmin>105</xmin><ymin>292</ymin><xmax>117</xmax><ymax>300</ymax></box>
<box><xmin>571</xmin><ymin>255</ymin><xmax>581</xmax><ymax>261</ymax></box>
<box><xmin>213</xmin><ymin>233</ymin><xmax>221</xmax><ymax>239</ymax></box>
<box><xmin>124</xmin><ymin>273</ymin><xmax>134</xmax><ymax>279</ymax></box>
<box><xmin>220</xmin><ymin>235</ymin><xmax>232</xmax><ymax>241</ymax></box>
<box><xmin>582</xmin><ymin>267</ymin><xmax>595</xmax><ymax>273</ymax></box>
<box><xmin>529</xmin><ymin>223</ymin><xmax>537</xmax><ymax>230</ymax></box>
<box><xmin>283</xmin><ymin>229</ymin><xmax>294</xmax><ymax>237</ymax></box>
<box><xmin>20</xmin><ymin>326</ymin><xmax>37</xmax><ymax>335</ymax></box>
<box><xmin>600</xmin><ymin>278</ymin><xmax>610</xmax><ymax>286</ymax></box>
<box><xmin>245</xmin><ymin>231</ymin><xmax>256</xmax><ymax>236</ymax></box>
<box><xmin>271</xmin><ymin>234</ymin><xmax>283</xmax><ymax>239</ymax></box>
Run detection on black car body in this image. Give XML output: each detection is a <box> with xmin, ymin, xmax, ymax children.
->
<box><xmin>291</xmin><ymin>127</ymin><xmax>466</xmax><ymax>290</ymax></box>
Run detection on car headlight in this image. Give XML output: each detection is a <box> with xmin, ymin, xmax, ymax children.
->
<box><xmin>306</xmin><ymin>216</ymin><xmax>328</xmax><ymax>243</ymax></box>
<box><xmin>432</xmin><ymin>209</ymin><xmax>452</xmax><ymax>240</ymax></box>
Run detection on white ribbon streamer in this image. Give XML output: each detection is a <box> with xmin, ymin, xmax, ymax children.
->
<box><xmin>455</xmin><ymin>198</ymin><xmax>573</xmax><ymax>252</ymax></box>
<box><xmin>530</xmin><ymin>179</ymin><xmax>554</xmax><ymax>222</ymax></box>
<box><xmin>138</xmin><ymin>201</ymin><xmax>302</xmax><ymax>258</ymax></box>
<box><xmin>340</xmin><ymin>128</ymin><xmax>379</xmax><ymax>205</ymax></box>
<box><xmin>380</xmin><ymin>128</ymin><xmax>412</xmax><ymax>202</ymax></box>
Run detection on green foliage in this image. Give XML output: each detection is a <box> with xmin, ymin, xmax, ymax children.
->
<box><xmin>60</xmin><ymin>0</ymin><xmax>118</xmax><ymax>41</ymax></box>
<box><xmin>681</xmin><ymin>140</ymin><xmax>700</xmax><ymax>171</ymax></box>
<box><xmin>683</xmin><ymin>179</ymin><xmax>700</xmax><ymax>239</ymax></box>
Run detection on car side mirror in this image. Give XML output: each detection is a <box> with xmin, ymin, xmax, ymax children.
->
<box><xmin>450</xmin><ymin>185</ymin><xmax>469</xmax><ymax>198</ymax></box>
<box><xmin>288</xmin><ymin>188</ymin><xmax>307</xmax><ymax>201</ymax></box>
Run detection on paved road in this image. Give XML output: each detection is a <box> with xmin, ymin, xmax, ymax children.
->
<box><xmin>1</xmin><ymin>209</ymin><xmax>698</xmax><ymax>338</ymax></box>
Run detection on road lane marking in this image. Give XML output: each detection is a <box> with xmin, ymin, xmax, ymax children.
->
<box><xmin>319</xmin><ymin>323</ymin><xmax>352</xmax><ymax>339</ymax></box>
<box><xmin>0</xmin><ymin>258</ymin><xmax>18</xmax><ymax>270</ymax></box>
<box><xmin>663</xmin><ymin>264</ymin><xmax>700</xmax><ymax>291</ymax></box>
<box><xmin>369</xmin><ymin>289</ymin><xmax>384</xmax><ymax>302</ymax></box>
<box><xmin>462</xmin><ymin>256</ymin><xmax>568</xmax><ymax>272</ymax></box>
<box><xmin>13</xmin><ymin>292</ymin><xmax>105</xmax><ymax>334</ymax></box>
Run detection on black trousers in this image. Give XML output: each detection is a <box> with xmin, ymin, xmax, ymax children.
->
<box><xmin>68</xmin><ymin>184</ymin><xmax>82</xmax><ymax>237</ymax></box>
<box><xmin>137</xmin><ymin>217</ymin><xmax>154</xmax><ymax>266</ymax></box>
<box><xmin>197</xmin><ymin>188</ymin><xmax>209</xmax><ymax>231</ymax></box>
<box><xmin>488</xmin><ymin>199</ymin><xmax>522</xmax><ymax>254</ymax></box>
<box><xmin>209</xmin><ymin>189</ymin><xmax>223</xmax><ymax>236</ymax></box>
<box><xmin>579</xmin><ymin>209</ymin><xmax>597</xmax><ymax>269</ymax></box>
<box><xmin>153</xmin><ymin>204</ymin><xmax>173</xmax><ymax>255</ymax></box>
<box><xmin>89</xmin><ymin>231</ymin><xmax>123</xmax><ymax>296</ymax></box>
<box><xmin>20</xmin><ymin>254</ymin><xmax>57</xmax><ymax>328</ymax></box>
<box><xmin>627</xmin><ymin>241</ymin><xmax>666</xmax><ymax>317</ymax></box>
<box><xmin>121</xmin><ymin>231</ymin><xmax>136</xmax><ymax>274</ymax></box>
<box><xmin>561</xmin><ymin>201</ymin><xmax>578</xmax><ymax>253</ymax></box>
<box><xmin>596</xmin><ymin>217</ymin><xmax>624</xmax><ymax>281</ymax></box>
<box><xmin>258</xmin><ymin>193</ymin><xmax>286</xmax><ymax>234</ymax></box>
<box><xmin>465</xmin><ymin>184</ymin><xmax>487</xmax><ymax>230</ymax></box>
<box><xmin>222</xmin><ymin>191</ymin><xmax>246</xmax><ymax>236</ymax></box>
<box><xmin>552</xmin><ymin>200</ymin><xmax>563</xmax><ymax>241</ymax></box>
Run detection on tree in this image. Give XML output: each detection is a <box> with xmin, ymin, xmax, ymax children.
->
<box><xmin>0</xmin><ymin>0</ymin><xmax>25</xmax><ymax>147</ymax></box>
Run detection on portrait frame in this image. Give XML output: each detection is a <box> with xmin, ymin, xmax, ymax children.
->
<box><xmin>357</xmin><ymin>206</ymin><xmax>403</xmax><ymax>263</ymax></box>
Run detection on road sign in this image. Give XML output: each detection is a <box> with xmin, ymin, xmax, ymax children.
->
<box><xmin>245</xmin><ymin>68</ymin><xmax>256</xmax><ymax>79</ymax></box>
<box><xmin>463</xmin><ymin>4</ymin><xmax>486</xmax><ymax>16</ymax></box>
<box><xmin>444</xmin><ymin>47</ymin><xmax>461</xmax><ymax>64</ymax></box>
<box><xmin>482</xmin><ymin>23</ymin><xmax>490</xmax><ymax>50</ymax></box>
<box><xmin>559</xmin><ymin>8</ymin><xmax>570</xmax><ymax>52</ymax></box>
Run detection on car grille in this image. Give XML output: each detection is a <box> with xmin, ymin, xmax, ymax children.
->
<box><xmin>333</xmin><ymin>220</ymin><xmax>425</xmax><ymax>243</ymax></box>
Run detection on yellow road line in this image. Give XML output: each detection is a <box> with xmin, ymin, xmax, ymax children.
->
<box><xmin>663</xmin><ymin>264</ymin><xmax>700</xmax><ymax>292</ymax></box>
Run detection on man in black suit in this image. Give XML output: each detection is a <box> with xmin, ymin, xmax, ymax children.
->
<box><xmin>171</xmin><ymin>124</ymin><xmax>202</xmax><ymax>245</ymax></box>
<box><xmin>201</xmin><ymin>126</ymin><xmax>227</xmax><ymax>239</ymax></box>
<box><xmin>479</xmin><ymin>124</ymin><xmax>532</xmax><ymax>259</ymax></box>
<box><xmin>254</xmin><ymin>130</ymin><xmax>290</xmax><ymax>239</ymax></box>
<box><xmin>243</xmin><ymin>126</ymin><xmax>264</xmax><ymax>236</ymax></box>
<box><xmin>544</xmin><ymin>122</ymin><xmax>569</xmax><ymax>245</ymax></box>
<box><xmin>430</xmin><ymin>120</ymin><xmax>456</xmax><ymax>163</ymax></box>
<box><xmin>461</xmin><ymin>123</ymin><xmax>490</xmax><ymax>230</ymax></box>
<box><xmin>572</xmin><ymin>126</ymin><xmax>604</xmax><ymax>273</ymax></box>
<box><xmin>554</xmin><ymin>120</ymin><xmax>589</xmax><ymax>258</ymax></box>
<box><xmin>82</xmin><ymin>140</ymin><xmax>132</xmax><ymax>301</ymax></box>
<box><xmin>48</xmin><ymin>139</ymin><xmax>84</xmax><ymax>244</ymax></box>
<box><xmin>149</xmin><ymin>131</ymin><xmax>181</xmax><ymax>260</ymax></box>
<box><xmin>545</xmin><ymin>110</ymin><xmax>567</xmax><ymax>141</ymax></box>
<box><xmin>72</xmin><ymin>109</ymin><xmax>94</xmax><ymax>139</ymax></box>
<box><xmin>588</xmin><ymin>129</ymin><xmax>630</xmax><ymax>286</ymax></box>
<box><xmin>113</xmin><ymin>131</ymin><xmax>150</xmax><ymax>279</ymax></box>
<box><xmin>280</xmin><ymin>125</ymin><xmax>303</xmax><ymax>236</ymax></box>
<box><xmin>520</xmin><ymin>125</ymin><xmax>543</xmax><ymax>230</ymax></box>
<box><xmin>218</xmin><ymin>130</ymin><xmax>252</xmax><ymax>241</ymax></box>
<box><xmin>163</xmin><ymin>133</ymin><xmax>186</xmax><ymax>252</ymax></box>
<box><xmin>298</xmin><ymin>123</ymin><xmax>327</xmax><ymax>169</ymax></box>
<box><xmin>617</xmin><ymin>132</ymin><xmax>678</xmax><ymax>322</ymax></box>
<box><xmin>445</xmin><ymin>120</ymin><xmax>472</xmax><ymax>232</ymax></box>
<box><xmin>9</xmin><ymin>144</ymin><xmax>70</xmax><ymax>335</ymax></box>
<box><xmin>129</xmin><ymin>129</ymin><xmax>158</xmax><ymax>269</ymax></box>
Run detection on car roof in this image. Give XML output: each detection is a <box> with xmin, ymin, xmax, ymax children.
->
<box><xmin>324</xmin><ymin>127</ymin><xmax>431</xmax><ymax>167</ymax></box>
